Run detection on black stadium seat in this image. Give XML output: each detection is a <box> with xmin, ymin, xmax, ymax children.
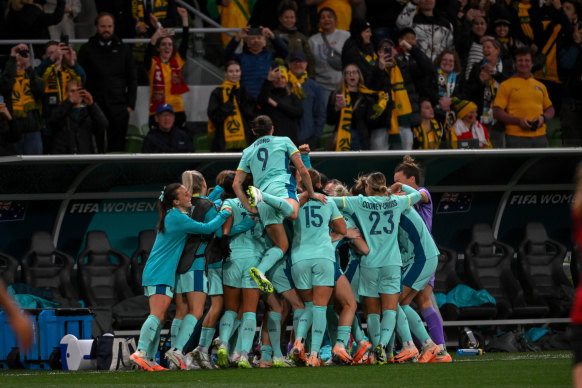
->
<box><xmin>0</xmin><ymin>252</ymin><xmax>18</xmax><ymax>285</ymax></box>
<box><xmin>129</xmin><ymin>230</ymin><xmax>156</xmax><ymax>295</ymax></box>
<box><xmin>464</xmin><ymin>223</ymin><xmax>549</xmax><ymax>319</ymax></box>
<box><xmin>517</xmin><ymin>222</ymin><xmax>574</xmax><ymax>317</ymax></box>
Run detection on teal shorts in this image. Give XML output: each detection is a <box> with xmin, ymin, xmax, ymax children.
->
<box><xmin>402</xmin><ymin>254</ymin><xmax>438</xmax><ymax>291</ymax></box>
<box><xmin>223</xmin><ymin>257</ymin><xmax>260</xmax><ymax>289</ymax></box>
<box><xmin>257</xmin><ymin>183</ymin><xmax>298</xmax><ymax>226</ymax></box>
<box><xmin>358</xmin><ymin>265</ymin><xmax>401</xmax><ymax>298</ymax></box>
<box><xmin>267</xmin><ymin>259</ymin><xmax>294</xmax><ymax>294</ymax></box>
<box><xmin>207</xmin><ymin>267</ymin><xmax>223</xmax><ymax>296</ymax></box>
<box><xmin>291</xmin><ymin>259</ymin><xmax>335</xmax><ymax>290</ymax></box>
<box><xmin>344</xmin><ymin>259</ymin><xmax>361</xmax><ymax>304</ymax></box>
<box><xmin>175</xmin><ymin>270</ymin><xmax>208</xmax><ymax>294</ymax></box>
<box><xmin>144</xmin><ymin>285</ymin><xmax>174</xmax><ymax>298</ymax></box>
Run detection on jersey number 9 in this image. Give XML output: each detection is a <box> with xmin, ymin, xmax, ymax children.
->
<box><xmin>257</xmin><ymin>148</ymin><xmax>269</xmax><ymax>171</ymax></box>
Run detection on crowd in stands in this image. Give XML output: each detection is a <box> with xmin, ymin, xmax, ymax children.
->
<box><xmin>0</xmin><ymin>0</ymin><xmax>581</xmax><ymax>154</ymax></box>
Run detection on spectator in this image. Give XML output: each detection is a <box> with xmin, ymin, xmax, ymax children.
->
<box><xmin>365</xmin><ymin>0</ymin><xmax>407</xmax><ymax>45</ymax></box>
<box><xmin>145</xmin><ymin>7</ymin><xmax>190</xmax><ymax>130</ymax></box>
<box><xmin>326</xmin><ymin>63</ymin><xmax>387</xmax><ymax>151</ymax></box>
<box><xmin>433</xmin><ymin>49</ymin><xmax>462</xmax><ymax>130</ymax></box>
<box><xmin>412</xmin><ymin>99</ymin><xmax>444</xmax><ymax>150</ymax></box>
<box><xmin>48</xmin><ymin>79</ymin><xmax>108</xmax><ymax>154</ymax></box>
<box><xmin>455</xmin><ymin>14</ymin><xmax>488</xmax><ymax>80</ymax></box>
<box><xmin>308</xmin><ymin>7</ymin><xmax>351</xmax><ymax>103</ymax></box>
<box><xmin>257</xmin><ymin>65</ymin><xmax>304</xmax><ymax>144</ymax></box>
<box><xmin>78</xmin><ymin>12</ymin><xmax>138</xmax><ymax>153</ymax></box>
<box><xmin>0</xmin><ymin>44</ymin><xmax>45</xmax><ymax>155</ymax></box>
<box><xmin>93</xmin><ymin>1</ymin><xmax>134</xmax><ymax>39</ymax></box>
<box><xmin>207</xmin><ymin>61</ymin><xmax>257</xmax><ymax>152</ymax></box>
<box><xmin>493</xmin><ymin>47</ymin><xmax>554</xmax><ymax>148</ymax></box>
<box><xmin>287</xmin><ymin>50</ymin><xmax>326</xmax><ymax>149</ymax></box>
<box><xmin>250</xmin><ymin>0</ymin><xmax>310</xmax><ymax>35</ymax></box>
<box><xmin>225</xmin><ymin>26</ymin><xmax>289</xmax><ymax>99</ymax></box>
<box><xmin>142</xmin><ymin>103</ymin><xmax>193</xmax><ymax>153</ymax></box>
<box><xmin>341</xmin><ymin>18</ymin><xmax>377</xmax><ymax>87</ymax></box>
<box><xmin>207</xmin><ymin>0</ymin><xmax>255</xmax><ymax>46</ymax></box>
<box><xmin>274</xmin><ymin>0</ymin><xmax>315</xmax><ymax>75</ymax></box>
<box><xmin>45</xmin><ymin>0</ymin><xmax>81</xmax><ymax>40</ymax></box>
<box><xmin>451</xmin><ymin>97</ymin><xmax>492</xmax><ymax>148</ymax></box>
<box><xmin>559</xmin><ymin>21</ymin><xmax>582</xmax><ymax>146</ymax></box>
<box><xmin>463</xmin><ymin>37</ymin><xmax>513</xmax><ymax>148</ymax></box>
<box><xmin>396</xmin><ymin>0</ymin><xmax>454</xmax><ymax>62</ymax></box>
<box><xmin>508</xmin><ymin>0</ymin><xmax>543</xmax><ymax>49</ymax></box>
<box><xmin>0</xmin><ymin>99</ymin><xmax>21</xmax><ymax>156</ymax></box>
<box><xmin>305</xmin><ymin>0</ymin><xmax>363</xmax><ymax>31</ymax></box>
<box><xmin>490</xmin><ymin>6</ymin><xmax>519</xmax><ymax>56</ymax></box>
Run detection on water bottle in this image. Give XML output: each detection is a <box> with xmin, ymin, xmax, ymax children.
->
<box><xmin>457</xmin><ymin>348</ymin><xmax>484</xmax><ymax>356</ymax></box>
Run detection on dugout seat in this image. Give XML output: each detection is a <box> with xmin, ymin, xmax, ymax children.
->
<box><xmin>434</xmin><ymin>245</ymin><xmax>497</xmax><ymax>320</ymax></box>
<box><xmin>517</xmin><ymin>222</ymin><xmax>573</xmax><ymax>317</ymax></box>
<box><xmin>464</xmin><ymin>223</ymin><xmax>549</xmax><ymax>319</ymax></box>
<box><xmin>0</xmin><ymin>252</ymin><xmax>18</xmax><ymax>285</ymax></box>
<box><xmin>129</xmin><ymin>230</ymin><xmax>156</xmax><ymax>295</ymax></box>
<box><xmin>21</xmin><ymin>231</ymin><xmax>78</xmax><ymax>305</ymax></box>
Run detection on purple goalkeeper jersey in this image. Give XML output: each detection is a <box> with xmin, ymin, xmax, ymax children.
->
<box><xmin>414</xmin><ymin>187</ymin><xmax>433</xmax><ymax>233</ymax></box>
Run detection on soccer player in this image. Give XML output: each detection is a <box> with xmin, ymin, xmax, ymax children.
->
<box><xmin>233</xmin><ymin>115</ymin><xmax>325</xmax><ymax>293</ymax></box>
<box><xmin>330</xmin><ymin>173</ymin><xmax>421</xmax><ymax>364</ymax></box>
<box><xmin>130</xmin><ymin>183</ymin><xmax>230</xmax><ymax>372</ymax></box>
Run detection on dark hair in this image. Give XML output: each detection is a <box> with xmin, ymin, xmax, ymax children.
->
<box><xmin>224</xmin><ymin>60</ymin><xmax>240</xmax><ymax>72</ymax></box>
<box><xmin>251</xmin><ymin>115</ymin><xmax>273</xmax><ymax>137</ymax></box>
<box><xmin>394</xmin><ymin>155</ymin><xmax>421</xmax><ymax>183</ymax></box>
<box><xmin>278</xmin><ymin>0</ymin><xmax>297</xmax><ymax>17</ymax></box>
<box><xmin>44</xmin><ymin>40</ymin><xmax>59</xmax><ymax>54</ymax></box>
<box><xmin>220</xmin><ymin>172</ymin><xmax>237</xmax><ymax>200</ymax></box>
<box><xmin>157</xmin><ymin>183</ymin><xmax>182</xmax><ymax>233</ymax></box>
<box><xmin>318</xmin><ymin>7</ymin><xmax>337</xmax><ymax>22</ymax></box>
<box><xmin>95</xmin><ymin>12</ymin><xmax>114</xmax><ymax>26</ymax></box>
<box><xmin>350</xmin><ymin>174</ymin><xmax>368</xmax><ymax>196</ymax></box>
<box><xmin>154</xmin><ymin>34</ymin><xmax>177</xmax><ymax>57</ymax></box>
<box><xmin>397</xmin><ymin>27</ymin><xmax>416</xmax><ymax>41</ymax></box>
<box><xmin>514</xmin><ymin>46</ymin><xmax>534</xmax><ymax>60</ymax></box>
<box><xmin>319</xmin><ymin>172</ymin><xmax>329</xmax><ymax>189</ymax></box>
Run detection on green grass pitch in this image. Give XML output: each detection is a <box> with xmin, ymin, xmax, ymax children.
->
<box><xmin>0</xmin><ymin>351</ymin><xmax>573</xmax><ymax>387</ymax></box>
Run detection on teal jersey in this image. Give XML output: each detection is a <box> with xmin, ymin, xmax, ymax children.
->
<box><xmin>291</xmin><ymin>199</ymin><xmax>343</xmax><ymax>264</ymax></box>
<box><xmin>142</xmin><ymin>207</ymin><xmax>228</xmax><ymax>288</ymax></box>
<box><xmin>332</xmin><ymin>188</ymin><xmax>421</xmax><ymax>268</ymax></box>
<box><xmin>221</xmin><ymin>198</ymin><xmax>267</xmax><ymax>260</ymax></box>
<box><xmin>332</xmin><ymin>213</ymin><xmax>357</xmax><ymax>251</ymax></box>
<box><xmin>191</xmin><ymin>195</ymin><xmax>222</xmax><ymax>271</ymax></box>
<box><xmin>237</xmin><ymin>135</ymin><xmax>299</xmax><ymax>190</ymax></box>
<box><xmin>398</xmin><ymin>207</ymin><xmax>440</xmax><ymax>267</ymax></box>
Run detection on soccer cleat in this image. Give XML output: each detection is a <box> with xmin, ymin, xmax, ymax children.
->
<box><xmin>129</xmin><ymin>350</ymin><xmax>153</xmax><ymax>372</ymax></box>
<box><xmin>259</xmin><ymin>360</ymin><xmax>273</xmax><ymax>368</ymax></box>
<box><xmin>332</xmin><ymin>345</ymin><xmax>353</xmax><ymax>365</ymax></box>
<box><xmin>238</xmin><ymin>354</ymin><xmax>252</xmax><ymax>369</ymax></box>
<box><xmin>394</xmin><ymin>347</ymin><xmax>419</xmax><ymax>363</ymax></box>
<box><xmin>386</xmin><ymin>349</ymin><xmax>395</xmax><ymax>364</ymax></box>
<box><xmin>352</xmin><ymin>340</ymin><xmax>371</xmax><ymax>365</ymax></box>
<box><xmin>249</xmin><ymin>267</ymin><xmax>273</xmax><ymax>293</ymax></box>
<box><xmin>229</xmin><ymin>350</ymin><xmax>241</xmax><ymax>367</ymax></box>
<box><xmin>192</xmin><ymin>347</ymin><xmax>214</xmax><ymax>369</ymax></box>
<box><xmin>307</xmin><ymin>353</ymin><xmax>322</xmax><ymax>367</ymax></box>
<box><xmin>184</xmin><ymin>352</ymin><xmax>201</xmax><ymax>370</ymax></box>
<box><xmin>149</xmin><ymin>361</ymin><xmax>168</xmax><ymax>371</ymax></box>
<box><xmin>246</xmin><ymin>186</ymin><xmax>264</xmax><ymax>207</ymax></box>
<box><xmin>430</xmin><ymin>349</ymin><xmax>453</xmax><ymax>363</ymax></box>
<box><xmin>290</xmin><ymin>340</ymin><xmax>307</xmax><ymax>366</ymax></box>
<box><xmin>216</xmin><ymin>343</ymin><xmax>229</xmax><ymax>368</ymax></box>
<box><xmin>373</xmin><ymin>345</ymin><xmax>387</xmax><ymax>365</ymax></box>
<box><xmin>272</xmin><ymin>356</ymin><xmax>294</xmax><ymax>368</ymax></box>
<box><xmin>165</xmin><ymin>348</ymin><xmax>187</xmax><ymax>370</ymax></box>
<box><xmin>365</xmin><ymin>351</ymin><xmax>374</xmax><ymax>365</ymax></box>
<box><xmin>418</xmin><ymin>342</ymin><xmax>441</xmax><ymax>363</ymax></box>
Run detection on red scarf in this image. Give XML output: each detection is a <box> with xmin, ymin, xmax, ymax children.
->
<box><xmin>149</xmin><ymin>55</ymin><xmax>190</xmax><ymax>113</ymax></box>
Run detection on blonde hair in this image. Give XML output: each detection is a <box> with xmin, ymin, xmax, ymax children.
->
<box><xmin>351</xmin><ymin>174</ymin><xmax>368</xmax><ymax>196</ymax></box>
<box><xmin>181</xmin><ymin>170</ymin><xmax>206</xmax><ymax>195</ymax></box>
<box><xmin>366</xmin><ymin>172</ymin><xmax>388</xmax><ymax>195</ymax></box>
<box><xmin>332</xmin><ymin>184</ymin><xmax>349</xmax><ymax>197</ymax></box>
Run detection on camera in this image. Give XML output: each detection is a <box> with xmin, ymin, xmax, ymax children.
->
<box><xmin>18</xmin><ymin>49</ymin><xmax>29</xmax><ymax>58</ymax></box>
<box><xmin>247</xmin><ymin>27</ymin><xmax>262</xmax><ymax>36</ymax></box>
<box><xmin>60</xmin><ymin>34</ymin><xmax>69</xmax><ymax>45</ymax></box>
<box><xmin>528</xmin><ymin>120</ymin><xmax>539</xmax><ymax>131</ymax></box>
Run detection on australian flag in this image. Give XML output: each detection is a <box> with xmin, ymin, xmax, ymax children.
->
<box><xmin>0</xmin><ymin>201</ymin><xmax>27</xmax><ymax>221</ymax></box>
<box><xmin>436</xmin><ymin>193</ymin><xmax>472</xmax><ymax>214</ymax></box>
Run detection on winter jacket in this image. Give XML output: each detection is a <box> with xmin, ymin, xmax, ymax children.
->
<box><xmin>142</xmin><ymin>126</ymin><xmax>194</xmax><ymax>153</ymax></box>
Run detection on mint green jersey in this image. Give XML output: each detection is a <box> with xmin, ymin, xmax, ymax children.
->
<box><xmin>398</xmin><ymin>207</ymin><xmax>440</xmax><ymax>267</ymax></box>
<box><xmin>291</xmin><ymin>199</ymin><xmax>343</xmax><ymax>264</ymax></box>
<box><xmin>237</xmin><ymin>135</ymin><xmax>299</xmax><ymax>191</ymax></box>
<box><xmin>332</xmin><ymin>189</ymin><xmax>421</xmax><ymax>268</ymax></box>
<box><xmin>332</xmin><ymin>213</ymin><xmax>357</xmax><ymax>251</ymax></box>
<box><xmin>221</xmin><ymin>198</ymin><xmax>267</xmax><ymax>260</ymax></box>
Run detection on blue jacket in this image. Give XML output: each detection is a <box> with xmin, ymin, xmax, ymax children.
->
<box><xmin>297</xmin><ymin>77</ymin><xmax>325</xmax><ymax>143</ymax></box>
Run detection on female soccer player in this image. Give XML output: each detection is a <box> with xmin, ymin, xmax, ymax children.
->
<box><xmin>330</xmin><ymin>172</ymin><xmax>421</xmax><ymax>364</ymax></box>
<box><xmin>130</xmin><ymin>183</ymin><xmax>231</xmax><ymax>371</ymax></box>
<box><xmin>233</xmin><ymin>115</ymin><xmax>325</xmax><ymax>293</ymax></box>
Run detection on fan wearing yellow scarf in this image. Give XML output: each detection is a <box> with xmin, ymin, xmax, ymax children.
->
<box><xmin>207</xmin><ymin>61</ymin><xmax>257</xmax><ymax>152</ymax></box>
<box><xmin>327</xmin><ymin>64</ymin><xmax>388</xmax><ymax>151</ymax></box>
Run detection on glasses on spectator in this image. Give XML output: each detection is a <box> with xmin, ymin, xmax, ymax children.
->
<box><xmin>344</xmin><ymin>70</ymin><xmax>358</xmax><ymax>75</ymax></box>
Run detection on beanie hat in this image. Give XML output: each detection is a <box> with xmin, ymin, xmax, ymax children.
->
<box><xmin>349</xmin><ymin>18</ymin><xmax>371</xmax><ymax>38</ymax></box>
<box><xmin>452</xmin><ymin>97</ymin><xmax>477</xmax><ymax>119</ymax></box>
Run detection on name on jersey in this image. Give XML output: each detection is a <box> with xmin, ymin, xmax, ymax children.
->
<box><xmin>254</xmin><ymin>138</ymin><xmax>271</xmax><ymax>147</ymax></box>
<box><xmin>362</xmin><ymin>200</ymin><xmax>396</xmax><ymax>210</ymax></box>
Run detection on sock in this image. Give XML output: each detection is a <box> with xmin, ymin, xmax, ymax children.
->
<box><xmin>387</xmin><ymin>331</ymin><xmax>396</xmax><ymax>356</ymax></box>
<box><xmin>240</xmin><ymin>312</ymin><xmax>256</xmax><ymax>353</ymax></box>
<box><xmin>293</xmin><ymin>308</ymin><xmax>304</xmax><ymax>336</ymax></box>
<box><xmin>311</xmin><ymin>305</ymin><xmax>327</xmax><ymax>353</ymax></box>
<box><xmin>422</xmin><ymin>306</ymin><xmax>445</xmax><ymax>347</ymax></box>
<box><xmin>257</xmin><ymin>246</ymin><xmax>284</xmax><ymax>274</ymax></box>
<box><xmin>138</xmin><ymin>315</ymin><xmax>160</xmax><ymax>353</ymax></box>
<box><xmin>262</xmin><ymin>191</ymin><xmax>293</xmax><ymax>218</ymax></box>
<box><xmin>326</xmin><ymin>306</ymin><xmax>339</xmax><ymax>344</ymax></box>
<box><xmin>336</xmin><ymin>325</ymin><xmax>351</xmax><ymax>348</ymax></box>
<box><xmin>146</xmin><ymin>323</ymin><xmax>162</xmax><ymax>359</ymax></box>
<box><xmin>170</xmin><ymin>318</ymin><xmax>182</xmax><ymax>347</ymax></box>
<box><xmin>261</xmin><ymin>345</ymin><xmax>273</xmax><ymax>362</ymax></box>
<box><xmin>296</xmin><ymin>302</ymin><xmax>313</xmax><ymax>340</ymax></box>
<box><xmin>396</xmin><ymin>305</ymin><xmax>413</xmax><ymax>343</ymax></box>
<box><xmin>234</xmin><ymin>322</ymin><xmax>243</xmax><ymax>352</ymax></box>
<box><xmin>366</xmin><ymin>313</ymin><xmax>381</xmax><ymax>348</ymax></box>
<box><xmin>174</xmin><ymin>314</ymin><xmax>198</xmax><ymax>352</ymax></box>
<box><xmin>403</xmin><ymin>305</ymin><xmax>431</xmax><ymax>343</ymax></box>
<box><xmin>199</xmin><ymin>327</ymin><xmax>215</xmax><ymax>349</ymax></box>
<box><xmin>379</xmin><ymin>309</ymin><xmax>397</xmax><ymax>347</ymax></box>
<box><xmin>351</xmin><ymin>315</ymin><xmax>366</xmax><ymax>343</ymax></box>
<box><xmin>268</xmin><ymin>312</ymin><xmax>283</xmax><ymax>358</ymax></box>
<box><xmin>218</xmin><ymin>310</ymin><xmax>237</xmax><ymax>347</ymax></box>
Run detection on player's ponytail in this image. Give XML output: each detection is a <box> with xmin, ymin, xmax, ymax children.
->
<box><xmin>395</xmin><ymin>155</ymin><xmax>421</xmax><ymax>184</ymax></box>
<box><xmin>251</xmin><ymin>115</ymin><xmax>273</xmax><ymax>137</ymax></box>
<box><xmin>182</xmin><ymin>170</ymin><xmax>206</xmax><ymax>196</ymax></box>
<box><xmin>366</xmin><ymin>172</ymin><xmax>388</xmax><ymax>196</ymax></box>
<box><xmin>157</xmin><ymin>183</ymin><xmax>182</xmax><ymax>233</ymax></box>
